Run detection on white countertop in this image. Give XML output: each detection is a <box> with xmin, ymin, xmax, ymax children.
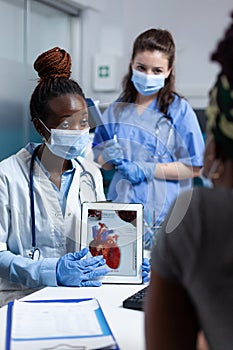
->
<box><xmin>0</xmin><ymin>283</ymin><xmax>147</xmax><ymax>350</ymax></box>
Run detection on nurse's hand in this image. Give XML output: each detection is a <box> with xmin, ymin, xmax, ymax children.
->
<box><xmin>142</xmin><ymin>258</ymin><xmax>151</xmax><ymax>283</ymax></box>
<box><xmin>117</xmin><ymin>160</ymin><xmax>155</xmax><ymax>184</ymax></box>
<box><xmin>102</xmin><ymin>139</ymin><xmax>124</xmax><ymax>165</ymax></box>
<box><xmin>56</xmin><ymin>248</ymin><xmax>110</xmax><ymax>287</ymax></box>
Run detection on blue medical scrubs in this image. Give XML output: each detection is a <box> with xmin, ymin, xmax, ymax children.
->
<box><xmin>92</xmin><ymin>96</ymin><xmax>205</xmax><ymax>248</ymax></box>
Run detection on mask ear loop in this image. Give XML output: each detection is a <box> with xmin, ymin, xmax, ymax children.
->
<box><xmin>38</xmin><ymin>118</ymin><xmax>50</xmax><ymax>132</ymax></box>
<box><xmin>38</xmin><ymin>118</ymin><xmax>52</xmax><ymax>140</ymax></box>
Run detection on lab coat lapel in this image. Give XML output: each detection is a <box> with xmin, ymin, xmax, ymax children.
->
<box><xmin>33</xmin><ymin>162</ymin><xmax>63</xmax><ymax>223</ymax></box>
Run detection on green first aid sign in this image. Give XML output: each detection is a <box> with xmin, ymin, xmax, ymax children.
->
<box><xmin>98</xmin><ymin>65</ymin><xmax>110</xmax><ymax>78</ymax></box>
<box><xmin>93</xmin><ymin>54</ymin><xmax>119</xmax><ymax>91</ymax></box>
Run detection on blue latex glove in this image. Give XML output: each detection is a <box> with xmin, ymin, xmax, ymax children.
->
<box><xmin>56</xmin><ymin>247</ymin><xmax>109</xmax><ymax>287</ymax></box>
<box><xmin>143</xmin><ymin>229</ymin><xmax>153</xmax><ymax>250</ymax></box>
<box><xmin>142</xmin><ymin>258</ymin><xmax>151</xmax><ymax>284</ymax></box>
<box><xmin>117</xmin><ymin>160</ymin><xmax>155</xmax><ymax>184</ymax></box>
<box><xmin>102</xmin><ymin>139</ymin><xmax>124</xmax><ymax>165</ymax></box>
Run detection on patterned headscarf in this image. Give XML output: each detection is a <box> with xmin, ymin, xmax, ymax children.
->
<box><xmin>206</xmin><ymin>73</ymin><xmax>233</xmax><ymax>159</ymax></box>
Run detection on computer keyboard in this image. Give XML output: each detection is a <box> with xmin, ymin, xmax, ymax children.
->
<box><xmin>122</xmin><ymin>286</ymin><xmax>148</xmax><ymax>311</ymax></box>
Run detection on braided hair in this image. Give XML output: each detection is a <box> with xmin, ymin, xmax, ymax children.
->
<box><xmin>30</xmin><ymin>47</ymin><xmax>85</xmax><ymax>121</ymax></box>
<box><xmin>206</xmin><ymin>11</ymin><xmax>233</xmax><ymax>160</ymax></box>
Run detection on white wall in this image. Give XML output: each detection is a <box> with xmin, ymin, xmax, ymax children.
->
<box><xmin>79</xmin><ymin>0</ymin><xmax>233</xmax><ymax>108</ymax></box>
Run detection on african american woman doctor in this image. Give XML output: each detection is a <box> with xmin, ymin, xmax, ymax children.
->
<box><xmin>93</xmin><ymin>28</ymin><xmax>205</xmax><ymax>249</ymax></box>
<box><xmin>0</xmin><ymin>47</ymin><xmax>110</xmax><ymax>307</ymax></box>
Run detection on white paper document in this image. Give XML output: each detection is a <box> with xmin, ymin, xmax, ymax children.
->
<box><xmin>8</xmin><ymin>298</ymin><xmax>117</xmax><ymax>350</ymax></box>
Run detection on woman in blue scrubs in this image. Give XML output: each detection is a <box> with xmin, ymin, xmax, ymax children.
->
<box><xmin>92</xmin><ymin>28</ymin><xmax>205</xmax><ymax>249</ymax></box>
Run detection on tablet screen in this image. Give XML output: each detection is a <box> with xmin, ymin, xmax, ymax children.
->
<box><xmin>81</xmin><ymin>202</ymin><xmax>143</xmax><ymax>284</ymax></box>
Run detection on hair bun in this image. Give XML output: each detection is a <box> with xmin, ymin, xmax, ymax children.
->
<box><xmin>34</xmin><ymin>47</ymin><xmax>72</xmax><ymax>82</ymax></box>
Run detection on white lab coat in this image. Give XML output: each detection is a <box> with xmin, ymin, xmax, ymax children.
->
<box><xmin>0</xmin><ymin>146</ymin><xmax>105</xmax><ymax>306</ymax></box>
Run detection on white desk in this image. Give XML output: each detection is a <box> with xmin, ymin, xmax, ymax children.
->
<box><xmin>0</xmin><ymin>284</ymin><xmax>146</xmax><ymax>350</ymax></box>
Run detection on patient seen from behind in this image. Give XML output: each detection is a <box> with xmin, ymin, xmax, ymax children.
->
<box><xmin>145</xmin><ymin>10</ymin><xmax>233</xmax><ymax>350</ymax></box>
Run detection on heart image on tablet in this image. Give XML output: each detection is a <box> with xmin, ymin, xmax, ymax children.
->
<box><xmin>89</xmin><ymin>222</ymin><xmax>121</xmax><ymax>269</ymax></box>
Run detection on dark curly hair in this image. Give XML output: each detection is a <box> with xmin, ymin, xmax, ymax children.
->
<box><xmin>206</xmin><ymin>11</ymin><xmax>233</xmax><ymax>160</ymax></box>
<box><xmin>211</xmin><ymin>11</ymin><xmax>233</xmax><ymax>83</ymax></box>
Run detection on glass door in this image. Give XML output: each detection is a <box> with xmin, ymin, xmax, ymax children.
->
<box><xmin>0</xmin><ymin>0</ymin><xmax>81</xmax><ymax>160</ymax></box>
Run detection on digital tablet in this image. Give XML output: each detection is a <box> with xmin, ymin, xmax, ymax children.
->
<box><xmin>81</xmin><ymin>202</ymin><xmax>143</xmax><ymax>284</ymax></box>
<box><xmin>85</xmin><ymin>98</ymin><xmax>110</xmax><ymax>139</ymax></box>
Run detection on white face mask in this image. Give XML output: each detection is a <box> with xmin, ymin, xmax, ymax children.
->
<box><xmin>131</xmin><ymin>69</ymin><xmax>165</xmax><ymax>96</ymax></box>
<box><xmin>45</xmin><ymin>128</ymin><xmax>90</xmax><ymax>159</ymax></box>
<box><xmin>39</xmin><ymin>119</ymin><xmax>90</xmax><ymax>159</ymax></box>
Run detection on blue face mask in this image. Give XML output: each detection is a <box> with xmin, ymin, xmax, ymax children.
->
<box><xmin>43</xmin><ymin>125</ymin><xmax>90</xmax><ymax>160</ymax></box>
<box><xmin>131</xmin><ymin>69</ymin><xmax>165</xmax><ymax>96</ymax></box>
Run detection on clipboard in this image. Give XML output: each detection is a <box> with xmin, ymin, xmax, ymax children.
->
<box><xmin>6</xmin><ymin>298</ymin><xmax>119</xmax><ymax>350</ymax></box>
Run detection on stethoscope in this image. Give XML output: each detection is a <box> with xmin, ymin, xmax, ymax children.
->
<box><xmin>29</xmin><ymin>145</ymin><xmax>97</xmax><ymax>261</ymax></box>
<box><xmin>154</xmin><ymin>114</ymin><xmax>173</xmax><ymax>158</ymax></box>
<box><xmin>113</xmin><ymin>114</ymin><xmax>173</xmax><ymax>158</ymax></box>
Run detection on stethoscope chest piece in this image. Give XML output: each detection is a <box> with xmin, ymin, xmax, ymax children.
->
<box><xmin>29</xmin><ymin>248</ymin><xmax>40</xmax><ymax>262</ymax></box>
